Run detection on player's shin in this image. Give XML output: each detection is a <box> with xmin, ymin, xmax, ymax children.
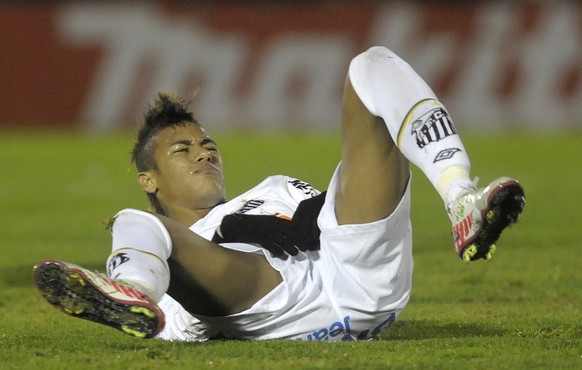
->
<box><xmin>107</xmin><ymin>249</ymin><xmax>169</xmax><ymax>301</ymax></box>
<box><xmin>108</xmin><ymin>209</ymin><xmax>172</xmax><ymax>301</ymax></box>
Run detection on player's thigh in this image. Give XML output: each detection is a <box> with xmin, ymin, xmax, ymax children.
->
<box><xmin>335</xmin><ymin>78</ymin><xmax>409</xmax><ymax>225</ymax></box>
<box><xmin>155</xmin><ymin>214</ymin><xmax>282</xmax><ymax>316</ymax></box>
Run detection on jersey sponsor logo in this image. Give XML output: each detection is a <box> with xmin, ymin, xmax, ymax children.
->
<box><xmin>411</xmin><ymin>106</ymin><xmax>457</xmax><ymax>148</ymax></box>
<box><xmin>434</xmin><ymin>147</ymin><xmax>462</xmax><ymax>163</ymax></box>
<box><xmin>107</xmin><ymin>252</ymin><xmax>129</xmax><ymax>276</ymax></box>
<box><xmin>288</xmin><ymin>179</ymin><xmax>318</xmax><ymax>196</ymax></box>
<box><xmin>305</xmin><ymin>312</ymin><xmax>396</xmax><ymax>341</ymax></box>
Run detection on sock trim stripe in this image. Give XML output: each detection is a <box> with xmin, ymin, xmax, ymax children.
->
<box><xmin>108</xmin><ymin>248</ymin><xmax>170</xmax><ymax>273</ymax></box>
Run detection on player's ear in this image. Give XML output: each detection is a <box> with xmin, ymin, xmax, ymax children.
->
<box><xmin>138</xmin><ymin>171</ymin><xmax>158</xmax><ymax>194</ymax></box>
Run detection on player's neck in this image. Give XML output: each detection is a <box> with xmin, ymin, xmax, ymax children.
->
<box><xmin>161</xmin><ymin>198</ymin><xmax>230</xmax><ymax>226</ymax></box>
<box><xmin>165</xmin><ymin>206</ymin><xmax>213</xmax><ymax>227</ymax></box>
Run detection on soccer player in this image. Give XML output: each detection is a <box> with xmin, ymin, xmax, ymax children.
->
<box><xmin>33</xmin><ymin>46</ymin><xmax>525</xmax><ymax>341</ymax></box>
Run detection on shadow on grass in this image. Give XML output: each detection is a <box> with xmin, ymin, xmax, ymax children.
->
<box><xmin>380</xmin><ymin>319</ymin><xmax>506</xmax><ymax>340</ymax></box>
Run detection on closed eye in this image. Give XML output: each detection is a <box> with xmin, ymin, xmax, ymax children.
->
<box><xmin>169</xmin><ymin>138</ymin><xmax>218</xmax><ymax>154</ymax></box>
<box><xmin>169</xmin><ymin>139</ymin><xmax>192</xmax><ymax>154</ymax></box>
<box><xmin>201</xmin><ymin>138</ymin><xmax>218</xmax><ymax>152</ymax></box>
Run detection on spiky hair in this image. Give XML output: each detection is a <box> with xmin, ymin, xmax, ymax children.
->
<box><xmin>132</xmin><ymin>91</ymin><xmax>198</xmax><ymax>172</ymax></box>
<box><xmin>131</xmin><ymin>91</ymin><xmax>199</xmax><ymax>214</ymax></box>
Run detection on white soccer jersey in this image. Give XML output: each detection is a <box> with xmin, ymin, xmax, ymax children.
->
<box><xmin>156</xmin><ymin>166</ymin><xmax>413</xmax><ymax>342</ymax></box>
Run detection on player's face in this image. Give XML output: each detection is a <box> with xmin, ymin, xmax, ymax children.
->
<box><xmin>144</xmin><ymin>123</ymin><xmax>227</xmax><ymax>213</ymax></box>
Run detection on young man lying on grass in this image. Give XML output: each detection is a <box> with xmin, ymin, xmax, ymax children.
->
<box><xmin>34</xmin><ymin>46</ymin><xmax>525</xmax><ymax>341</ymax></box>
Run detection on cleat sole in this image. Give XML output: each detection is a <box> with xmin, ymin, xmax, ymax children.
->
<box><xmin>463</xmin><ymin>245</ymin><xmax>478</xmax><ymax>262</ymax></box>
<box><xmin>471</xmin><ymin>181</ymin><xmax>525</xmax><ymax>260</ymax></box>
<box><xmin>130</xmin><ymin>306</ymin><xmax>156</xmax><ymax>319</ymax></box>
<box><xmin>486</xmin><ymin>209</ymin><xmax>495</xmax><ymax>222</ymax></box>
<box><xmin>122</xmin><ymin>325</ymin><xmax>148</xmax><ymax>338</ymax></box>
<box><xmin>33</xmin><ymin>260</ymin><xmax>163</xmax><ymax>338</ymax></box>
<box><xmin>489</xmin><ymin>244</ymin><xmax>496</xmax><ymax>255</ymax></box>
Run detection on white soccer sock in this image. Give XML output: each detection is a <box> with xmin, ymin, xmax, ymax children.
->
<box><xmin>107</xmin><ymin>209</ymin><xmax>172</xmax><ymax>302</ymax></box>
<box><xmin>348</xmin><ymin>46</ymin><xmax>474</xmax><ymax>206</ymax></box>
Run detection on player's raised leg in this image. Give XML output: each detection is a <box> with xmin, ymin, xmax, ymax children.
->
<box><xmin>334</xmin><ymin>77</ymin><xmax>409</xmax><ymax>226</ymax></box>
<box><xmin>345</xmin><ymin>46</ymin><xmax>525</xmax><ymax>261</ymax></box>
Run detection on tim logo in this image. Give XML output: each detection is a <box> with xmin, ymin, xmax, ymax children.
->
<box><xmin>411</xmin><ymin>107</ymin><xmax>457</xmax><ymax>148</ymax></box>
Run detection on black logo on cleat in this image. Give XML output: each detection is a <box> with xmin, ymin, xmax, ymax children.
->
<box><xmin>434</xmin><ymin>148</ymin><xmax>462</xmax><ymax>162</ymax></box>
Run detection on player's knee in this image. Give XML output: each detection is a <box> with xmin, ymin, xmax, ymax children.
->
<box><xmin>111</xmin><ymin>208</ymin><xmax>173</xmax><ymax>259</ymax></box>
<box><xmin>348</xmin><ymin>46</ymin><xmax>437</xmax><ymax>127</ymax></box>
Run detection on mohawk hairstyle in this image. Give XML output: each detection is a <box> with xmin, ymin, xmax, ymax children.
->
<box><xmin>132</xmin><ymin>91</ymin><xmax>199</xmax><ymax>214</ymax></box>
<box><xmin>132</xmin><ymin>91</ymin><xmax>198</xmax><ymax>172</ymax></box>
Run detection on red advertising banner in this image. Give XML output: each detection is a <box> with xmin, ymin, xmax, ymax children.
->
<box><xmin>1</xmin><ymin>2</ymin><xmax>581</xmax><ymax>131</ymax></box>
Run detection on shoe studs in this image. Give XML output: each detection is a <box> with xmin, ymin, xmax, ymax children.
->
<box><xmin>462</xmin><ymin>243</ymin><xmax>497</xmax><ymax>262</ymax></box>
<box><xmin>486</xmin><ymin>209</ymin><xmax>495</xmax><ymax>222</ymax></box>
<box><xmin>462</xmin><ymin>245</ymin><xmax>478</xmax><ymax>262</ymax></box>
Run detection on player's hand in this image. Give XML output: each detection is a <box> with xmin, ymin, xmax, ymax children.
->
<box><xmin>212</xmin><ymin>192</ymin><xmax>326</xmax><ymax>257</ymax></box>
<box><xmin>290</xmin><ymin>191</ymin><xmax>327</xmax><ymax>251</ymax></box>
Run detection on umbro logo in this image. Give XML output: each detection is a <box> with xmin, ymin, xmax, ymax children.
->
<box><xmin>434</xmin><ymin>148</ymin><xmax>461</xmax><ymax>163</ymax></box>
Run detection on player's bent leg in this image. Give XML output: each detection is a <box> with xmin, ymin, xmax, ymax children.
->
<box><xmin>347</xmin><ymin>46</ymin><xmax>475</xmax><ymax>207</ymax></box>
<box><xmin>346</xmin><ymin>46</ymin><xmax>525</xmax><ymax>259</ymax></box>
<box><xmin>33</xmin><ymin>259</ymin><xmax>165</xmax><ymax>338</ymax></box>
<box><xmin>154</xmin><ymin>214</ymin><xmax>283</xmax><ymax>317</ymax></box>
<box><xmin>449</xmin><ymin>177</ymin><xmax>526</xmax><ymax>262</ymax></box>
<box><xmin>108</xmin><ymin>209</ymin><xmax>282</xmax><ymax>317</ymax></box>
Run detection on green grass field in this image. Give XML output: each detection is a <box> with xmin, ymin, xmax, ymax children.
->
<box><xmin>0</xmin><ymin>129</ymin><xmax>580</xmax><ymax>369</ymax></box>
